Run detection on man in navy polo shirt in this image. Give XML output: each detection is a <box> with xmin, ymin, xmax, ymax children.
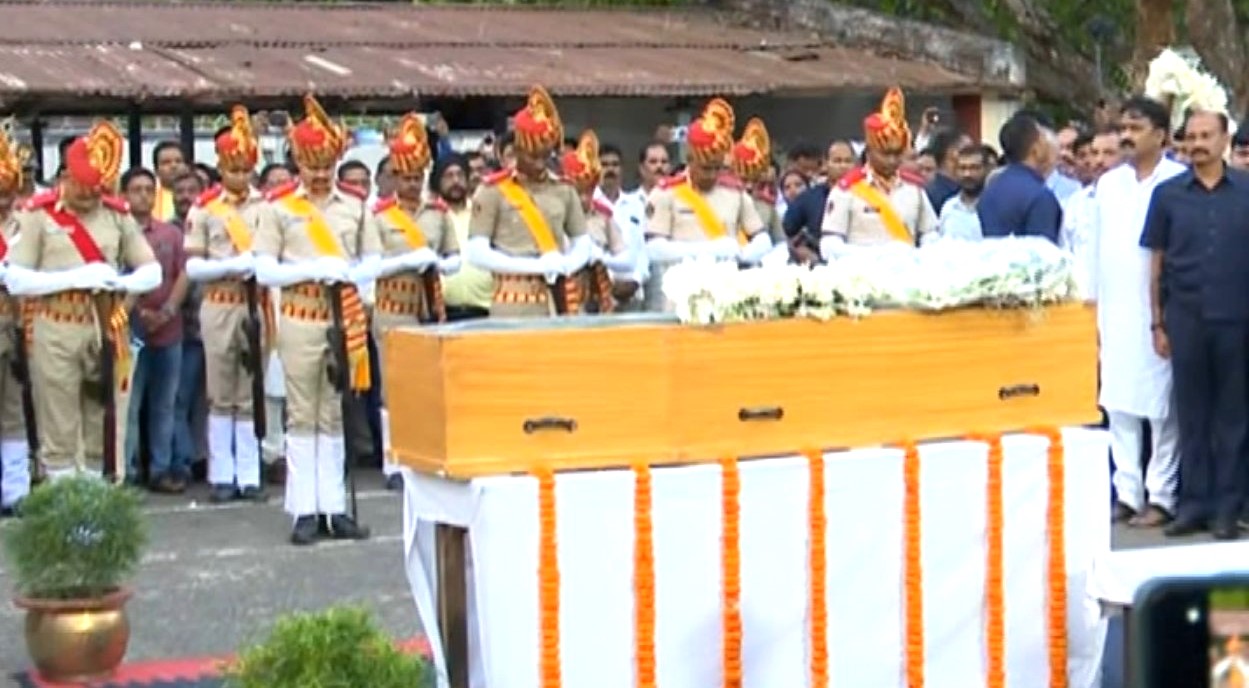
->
<box><xmin>1142</xmin><ymin>109</ymin><xmax>1249</xmax><ymax>541</ymax></box>
<box><xmin>977</xmin><ymin>112</ymin><xmax>1063</xmax><ymax>244</ymax></box>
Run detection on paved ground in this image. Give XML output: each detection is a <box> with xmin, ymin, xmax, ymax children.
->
<box><xmin>0</xmin><ymin>469</ymin><xmax>1231</xmax><ymax>682</ymax></box>
<box><xmin>0</xmin><ymin>470</ymin><xmax>414</xmax><ymax>679</ymax></box>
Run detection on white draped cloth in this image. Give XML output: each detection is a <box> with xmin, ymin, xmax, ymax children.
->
<box><xmin>403</xmin><ymin>428</ymin><xmax>1110</xmax><ymax>688</ymax></box>
<box><xmin>1091</xmin><ymin>160</ymin><xmax>1186</xmax><ymax>418</ymax></box>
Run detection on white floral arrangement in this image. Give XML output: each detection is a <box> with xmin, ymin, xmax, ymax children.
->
<box><xmin>661</xmin><ymin>237</ymin><xmax>1078</xmax><ymax>325</ymax></box>
<box><xmin>1145</xmin><ymin>47</ymin><xmax>1236</xmax><ymax>135</ymax></box>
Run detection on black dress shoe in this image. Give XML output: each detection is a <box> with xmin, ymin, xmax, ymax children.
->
<box><xmin>1164</xmin><ymin>517</ymin><xmax>1208</xmax><ymax>537</ymax></box>
<box><xmin>1112</xmin><ymin>502</ymin><xmax>1136</xmax><ymax>524</ymax></box>
<box><xmin>237</xmin><ymin>486</ymin><xmax>268</xmax><ymax>502</ymax></box>
<box><xmin>290</xmin><ymin>516</ymin><xmax>319</xmax><ymax>546</ymax></box>
<box><xmin>326</xmin><ymin>514</ymin><xmax>370</xmax><ymax>540</ymax></box>
<box><xmin>385</xmin><ymin>474</ymin><xmax>403</xmax><ymax>491</ymax></box>
<box><xmin>209</xmin><ymin>484</ymin><xmax>237</xmax><ymax>504</ymax></box>
<box><xmin>1212</xmin><ymin>518</ymin><xmax>1241</xmax><ymax>541</ymax></box>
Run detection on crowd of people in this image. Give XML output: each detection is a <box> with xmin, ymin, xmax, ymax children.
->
<box><xmin>0</xmin><ymin>83</ymin><xmax>1239</xmax><ymax>544</ymax></box>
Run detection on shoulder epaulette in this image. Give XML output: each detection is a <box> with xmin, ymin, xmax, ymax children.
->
<box><xmin>716</xmin><ymin>173</ymin><xmax>744</xmax><ymax>191</ymax></box>
<box><xmin>836</xmin><ymin>167</ymin><xmax>867</xmax><ymax>190</ymax></box>
<box><xmin>264</xmin><ymin>180</ymin><xmax>298</xmax><ymax>202</ymax></box>
<box><xmin>101</xmin><ymin>195</ymin><xmax>130</xmax><ymax>214</ymax></box>
<box><xmin>591</xmin><ymin>198</ymin><xmax>613</xmax><ymax>217</ymax></box>
<box><xmin>372</xmin><ymin>195</ymin><xmax>398</xmax><ymax>214</ymax></box>
<box><xmin>482</xmin><ymin>169</ymin><xmax>512</xmax><ymax>186</ymax></box>
<box><xmin>194</xmin><ymin>184</ymin><xmax>224</xmax><ymax>208</ymax></box>
<box><xmin>898</xmin><ymin>168</ymin><xmax>927</xmax><ymax>186</ymax></box>
<box><xmin>22</xmin><ymin>189</ymin><xmax>58</xmax><ymax>211</ymax></box>
<box><xmin>336</xmin><ymin>180</ymin><xmax>367</xmax><ymax>200</ymax></box>
<box><xmin>657</xmin><ymin>173</ymin><xmax>687</xmax><ymax>190</ymax></box>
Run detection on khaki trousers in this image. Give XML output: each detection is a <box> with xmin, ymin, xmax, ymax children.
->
<box><xmin>30</xmin><ymin>296</ymin><xmax>128</xmax><ymax>477</ymax></box>
<box><xmin>200</xmin><ymin>286</ymin><xmax>258</xmax><ymax>418</ymax></box>
<box><xmin>490</xmin><ymin>274</ymin><xmax>554</xmax><ymax>318</ymax></box>
<box><xmin>0</xmin><ymin>313</ymin><xmax>27</xmax><ymax>441</ymax></box>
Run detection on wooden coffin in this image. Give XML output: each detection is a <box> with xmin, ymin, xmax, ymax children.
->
<box><xmin>383</xmin><ymin>305</ymin><xmax>1098</xmax><ymax>478</ymax></box>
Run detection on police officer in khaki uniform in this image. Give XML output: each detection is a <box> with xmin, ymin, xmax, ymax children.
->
<box><xmin>370</xmin><ymin>113</ymin><xmax>461</xmax><ymax>488</ymax></box>
<box><xmin>729</xmin><ymin>117</ymin><xmax>789</xmax><ymax>265</ymax></box>
<box><xmin>5</xmin><ymin>121</ymin><xmax>160</xmax><ymax>481</ymax></box>
<box><xmin>560</xmin><ymin>129</ymin><xmax>634</xmax><ymax>314</ymax></box>
<box><xmin>185</xmin><ymin>105</ymin><xmax>269</xmax><ymax>504</ymax></box>
<box><xmin>644</xmin><ymin>98</ymin><xmax>771</xmax><ymax>310</ymax></box>
<box><xmin>0</xmin><ymin>128</ymin><xmax>31</xmax><ymax>514</ymax></box>
<box><xmin>465</xmin><ymin>85</ymin><xmax>591</xmax><ymax>317</ymax></box>
<box><xmin>820</xmin><ymin>87</ymin><xmax>939</xmax><ymax>259</ymax></box>
<box><xmin>252</xmin><ymin>95</ymin><xmax>380</xmax><ymax>545</ymax></box>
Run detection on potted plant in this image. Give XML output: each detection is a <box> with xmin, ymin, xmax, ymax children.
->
<box><xmin>3</xmin><ymin>476</ymin><xmax>147</xmax><ymax>684</ymax></box>
<box><xmin>227</xmin><ymin>606</ymin><xmax>432</xmax><ymax>688</ymax></box>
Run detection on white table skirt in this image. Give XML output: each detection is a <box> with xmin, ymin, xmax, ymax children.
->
<box><xmin>403</xmin><ymin>427</ymin><xmax>1110</xmax><ymax>688</ymax></box>
<box><xmin>1089</xmin><ymin>542</ymin><xmax>1249</xmax><ymax>607</ymax></box>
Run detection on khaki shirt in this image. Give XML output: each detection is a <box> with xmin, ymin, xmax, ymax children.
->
<box><xmin>587</xmin><ymin>201</ymin><xmax>627</xmax><ymax>255</ymax></box>
<box><xmin>252</xmin><ymin>182</ymin><xmax>382</xmax><ymax>264</ymax></box>
<box><xmin>372</xmin><ymin>197</ymin><xmax>459</xmax><ymax>257</ymax></box>
<box><xmin>184</xmin><ymin>185</ymin><xmax>265</xmax><ymax>259</ymax></box>
<box><xmin>645</xmin><ymin>174</ymin><xmax>764</xmax><ymax>242</ymax></box>
<box><xmin>755</xmin><ymin>196</ymin><xmax>785</xmax><ymax>244</ymax></box>
<box><xmin>820</xmin><ymin>168</ymin><xmax>938</xmax><ymax>246</ymax></box>
<box><xmin>468</xmin><ymin>169</ymin><xmax>586</xmax><ymax>256</ymax></box>
<box><xmin>9</xmin><ymin>192</ymin><xmax>154</xmax><ymax>271</ymax></box>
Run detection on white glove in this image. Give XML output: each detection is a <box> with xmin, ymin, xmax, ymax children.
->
<box><xmin>404</xmin><ymin>248</ymin><xmax>439</xmax><ymax>271</ymax></box>
<box><xmin>314</xmin><ymin>257</ymin><xmax>351</xmax><ymax>283</ymax></box>
<box><xmin>229</xmin><ymin>251</ymin><xmax>256</xmax><ymax>277</ymax></box>
<box><xmin>588</xmin><ymin>243</ymin><xmax>606</xmax><ymax>263</ymax></box>
<box><xmin>560</xmin><ymin>250</ymin><xmax>588</xmax><ymax>276</ymax></box>
<box><xmin>537</xmin><ymin>251</ymin><xmax>565</xmax><ymax>275</ymax></box>
<box><xmin>710</xmin><ymin>237</ymin><xmax>740</xmax><ymax>260</ymax></box>
<box><xmin>438</xmin><ymin>254</ymin><xmax>462</xmax><ymax>276</ymax></box>
<box><xmin>0</xmin><ymin>264</ymin><xmax>9</xmax><ymax>282</ymax></box>
<box><xmin>73</xmin><ymin>262</ymin><xmax>119</xmax><ymax>291</ymax></box>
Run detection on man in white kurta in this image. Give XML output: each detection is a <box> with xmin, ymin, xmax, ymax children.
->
<box><xmin>1091</xmin><ymin>97</ymin><xmax>1186</xmax><ymax>527</ymax></box>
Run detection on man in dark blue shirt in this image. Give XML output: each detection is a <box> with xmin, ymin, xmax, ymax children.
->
<box><xmin>783</xmin><ymin>140</ymin><xmax>856</xmax><ymax>263</ymax></box>
<box><xmin>1141</xmin><ymin>109</ymin><xmax>1249</xmax><ymax>540</ymax></box>
<box><xmin>976</xmin><ymin>112</ymin><xmax>1063</xmax><ymax>244</ymax></box>
<box><xmin>923</xmin><ymin>127</ymin><xmax>970</xmax><ymax>211</ymax></box>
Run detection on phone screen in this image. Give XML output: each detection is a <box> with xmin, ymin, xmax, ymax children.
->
<box><xmin>1210</xmin><ymin>587</ymin><xmax>1249</xmax><ymax>686</ymax></box>
<box><xmin>1134</xmin><ymin>578</ymin><xmax>1249</xmax><ymax>688</ymax></box>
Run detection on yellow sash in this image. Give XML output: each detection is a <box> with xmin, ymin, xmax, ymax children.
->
<box><xmin>671</xmin><ymin>181</ymin><xmax>748</xmax><ymax>246</ymax></box>
<box><xmin>274</xmin><ymin>193</ymin><xmax>371</xmax><ymax>392</ymax></box>
<box><xmin>848</xmin><ymin>179</ymin><xmax>912</xmax><ymax>243</ymax></box>
<box><xmin>495</xmin><ymin>178</ymin><xmax>559</xmax><ymax>253</ymax></box>
<box><xmin>379</xmin><ymin>205</ymin><xmax>429</xmax><ymax>249</ymax></box>
<box><xmin>154</xmin><ymin>184</ymin><xmax>175</xmax><ymax>222</ymax></box>
<box><xmin>203</xmin><ymin>197</ymin><xmax>253</xmax><ymax>253</ymax></box>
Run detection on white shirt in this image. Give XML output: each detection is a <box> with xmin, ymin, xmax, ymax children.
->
<box><xmin>1091</xmin><ymin>158</ymin><xmax>1187</xmax><ymax>418</ymax></box>
<box><xmin>597</xmin><ymin>185</ymin><xmax>651</xmax><ymax>286</ymax></box>
<box><xmin>938</xmin><ymin>194</ymin><xmax>982</xmax><ymax>241</ymax></box>
<box><xmin>1061</xmin><ymin>183</ymin><xmax>1097</xmax><ymax>291</ymax></box>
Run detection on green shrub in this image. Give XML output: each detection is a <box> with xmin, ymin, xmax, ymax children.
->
<box><xmin>226</xmin><ymin>606</ymin><xmax>432</xmax><ymax>688</ymax></box>
<box><xmin>2</xmin><ymin>476</ymin><xmax>147</xmax><ymax>600</ymax></box>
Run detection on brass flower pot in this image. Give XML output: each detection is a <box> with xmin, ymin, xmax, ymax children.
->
<box><xmin>14</xmin><ymin>588</ymin><xmax>132</xmax><ymax>684</ymax></box>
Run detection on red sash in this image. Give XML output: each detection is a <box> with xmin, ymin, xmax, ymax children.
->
<box><xmin>0</xmin><ymin>233</ymin><xmax>9</xmax><ymax>261</ymax></box>
<box><xmin>43</xmin><ymin>205</ymin><xmax>107</xmax><ymax>264</ymax></box>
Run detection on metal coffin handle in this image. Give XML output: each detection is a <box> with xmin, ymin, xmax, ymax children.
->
<box><xmin>522</xmin><ymin>416</ymin><xmax>578</xmax><ymax>434</ymax></box>
<box><xmin>998</xmin><ymin>384</ymin><xmax>1041</xmax><ymax>400</ymax></box>
<box><xmin>738</xmin><ymin>406</ymin><xmax>784</xmax><ymax>422</ymax></box>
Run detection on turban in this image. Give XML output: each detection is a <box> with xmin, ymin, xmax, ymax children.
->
<box><xmin>0</xmin><ymin>126</ymin><xmax>24</xmax><ymax>194</ymax></box>
<box><xmin>513</xmin><ymin>85</ymin><xmax>563</xmax><ymax>154</ymax></box>
<box><xmin>687</xmin><ymin>97</ymin><xmax>735</xmax><ymax>165</ymax></box>
<box><xmin>288</xmin><ymin>94</ymin><xmax>347</xmax><ymax>169</ymax></box>
<box><xmin>387</xmin><ymin>113</ymin><xmax>432</xmax><ymax>176</ymax></box>
<box><xmin>215</xmin><ymin>105</ymin><xmax>259</xmax><ymax>170</ymax></box>
<box><xmin>730</xmin><ymin>117</ymin><xmax>771</xmax><ymax>182</ymax></box>
<box><xmin>560</xmin><ymin>129</ymin><xmax>601</xmax><ymax>190</ymax></box>
<box><xmin>65</xmin><ymin>121</ymin><xmax>123</xmax><ymax>191</ymax></box>
<box><xmin>864</xmin><ymin>87</ymin><xmax>911</xmax><ymax>151</ymax></box>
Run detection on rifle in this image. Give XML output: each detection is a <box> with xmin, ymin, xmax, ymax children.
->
<box><xmin>548</xmin><ymin>275</ymin><xmax>569</xmax><ymax>315</ymax></box>
<box><xmin>92</xmin><ymin>294</ymin><xmax>118</xmax><ymax>483</ymax></box>
<box><xmin>242</xmin><ymin>279</ymin><xmax>267</xmax><ymax>443</ymax></box>
<box><xmin>418</xmin><ymin>268</ymin><xmax>446</xmax><ymax>324</ymax></box>
<box><xmin>10</xmin><ymin>301</ymin><xmax>37</xmax><ymax>460</ymax></box>
<box><xmin>324</xmin><ymin>282</ymin><xmax>360</xmax><ymax>522</ymax></box>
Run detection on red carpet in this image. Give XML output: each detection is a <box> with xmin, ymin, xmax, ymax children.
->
<box><xmin>15</xmin><ymin>636</ymin><xmax>430</xmax><ymax>687</ymax></box>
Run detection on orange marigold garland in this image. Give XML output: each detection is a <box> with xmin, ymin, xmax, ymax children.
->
<box><xmin>898</xmin><ymin>440</ymin><xmax>925</xmax><ymax>688</ymax></box>
<box><xmin>803</xmin><ymin>448</ymin><xmax>830</xmax><ymax>688</ymax></box>
<box><xmin>1028</xmin><ymin>427</ymin><xmax>1068</xmax><ymax>688</ymax></box>
<box><xmin>633</xmin><ymin>461</ymin><xmax>657</xmax><ymax>688</ymax></box>
<box><xmin>534</xmin><ymin>466</ymin><xmax>563</xmax><ymax>688</ymax></box>
<box><xmin>720</xmin><ymin>455</ymin><xmax>743</xmax><ymax>688</ymax></box>
<box><xmin>968</xmin><ymin>433</ymin><xmax>1006</xmax><ymax>688</ymax></box>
